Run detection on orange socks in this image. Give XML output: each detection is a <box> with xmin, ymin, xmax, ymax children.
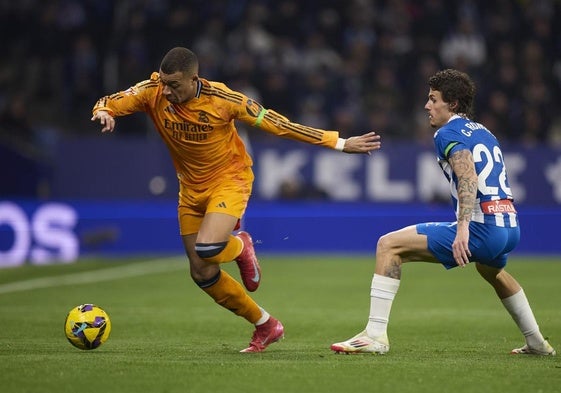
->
<box><xmin>201</xmin><ymin>270</ymin><xmax>262</xmax><ymax>323</ymax></box>
<box><xmin>197</xmin><ymin>235</ymin><xmax>243</xmax><ymax>264</ymax></box>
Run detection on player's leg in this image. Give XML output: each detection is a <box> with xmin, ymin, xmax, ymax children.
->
<box><xmin>332</xmin><ymin>224</ymin><xmax>438</xmax><ymax>354</ymax></box>
<box><xmin>178</xmin><ymin>178</ymin><xmax>281</xmax><ymax>352</ymax></box>
<box><xmin>194</xmin><ymin>177</ymin><xmax>261</xmax><ymax>292</ymax></box>
<box><xmin>182</xmin><ymin>231</ymin><xmax>259</xmax><ymax>321</ymax></box>
<box><xmin>194</xmin><ymin>212</ymin><xmax>244</xmax><ymax>264</ymax></box>
<box><xmin>195</xmin><ymin>212</ymin><xmax>261</xmax><ymax>292</ymax></box>
<box><xmin>182</xmin><ymin>231</ymin><xmax>284</xmax><ymax>353</ymax></box>
<box><xmin>375</xmin><ymin>224</ymin><xmax>439</xmax><ymax>277</ymax></box>
<box><xmin>368</xmin><ymin>225</ymin><xmax>438</xmax><ymax>333</ymax></box>
<box><xmin>476</xmin><ymin>263</ymin><xmax>555</xmax><ymax>355</ymax></box>
<box><xmin>470</xmin><ymin>224</ymin><xmax>554</xmax><ymax>355</ymax></box>
<box><xmin>475</xmin><ymin>263</ymin><xmax>520</xmax><ymax>298</ymax></box>
<box><xmin>179</xmin><ymin>205</ymin><xmax>241</xmax><ymax>283</ymax></box>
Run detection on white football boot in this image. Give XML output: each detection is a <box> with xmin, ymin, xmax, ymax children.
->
<box><xmin>331</xmin><ymin>330</ymin><xmax>389</xmax><ymax>354</ymax></box>
<box><xmin>511</xmin><ymin>339</ymin><xmax>556</xmax><ymax>356</ymax></box>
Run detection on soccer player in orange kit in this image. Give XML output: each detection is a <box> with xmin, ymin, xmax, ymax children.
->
<box><xmin>91</xmin><ymin>47</ymin><xmax>381</xmax><ymax>353</ymax></box>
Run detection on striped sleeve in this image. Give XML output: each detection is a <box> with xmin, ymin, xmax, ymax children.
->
<box><xmin>257</xmin><ymin>108</ymin><xmax>339</xmax><ymax>147</ymax></box>
<box><xmin>92</xmin><ymin>73</ymin><xmax>159</xmax><ymax>117</ymax></box>
<box><xmin>201</xmin><ymin>80</ymin><xmax>340</xmax><ymax>149</ymax></box>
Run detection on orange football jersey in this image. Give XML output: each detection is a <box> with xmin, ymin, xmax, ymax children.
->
<box><xmin>93</xmin><ymin>72</ymin><xmax>340</xmax><ymax>186</ymax></box>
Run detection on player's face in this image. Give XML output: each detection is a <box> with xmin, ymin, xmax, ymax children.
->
<box><xmin>424</xmin><ymin>88</ymin><xmax>454</xmax><ymax>128</ymax></box>
<box><xmin>159</xmin><ymin>70</ymin><xmax>199</xmax><ymax>104</ymax></box>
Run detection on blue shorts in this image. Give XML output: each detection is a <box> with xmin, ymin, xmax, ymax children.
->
<box><xmin>416</xmin><ymin>221</ymin><xmax>520</xmax><ymax>270</ymax></box>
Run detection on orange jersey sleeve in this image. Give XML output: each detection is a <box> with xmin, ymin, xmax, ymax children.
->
<box><xmin>92</xmin><ymin>73</ymin><xmax>340</xmax><ymax>186</ymax></box>
<box><xmin>196</xmin><ymin>80</ymin><xmax>340</xmax><ymax>148</ymax></box>
<box><xmin>222</xmin><ymin>88</ymin><xmax>340</xmax><ymax>148</ymax></box>
<box><xmin>93</xmin><ymin>75</ymin><xmax>159</xmax><ymax>116</ymax></box>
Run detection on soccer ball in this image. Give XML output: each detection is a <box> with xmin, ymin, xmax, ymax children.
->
<box><xmin>64</xmin><ymin>304</ymin><xmax>111</xmax><ymax>350</ymax></box>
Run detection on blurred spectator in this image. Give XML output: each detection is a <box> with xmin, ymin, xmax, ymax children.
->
<box><xmin>549</xmin><ymin>117</ymin><xmax>561</xmax><ymax>147</ymax></box>
<box><xmin>482</xmin><ymin>89</ymin><xmax>512</xmax><ymax>140</ymax></box>
<box><xmin>0</xmin><ymin>0</ymin><xmax>559</xmax><ymax>147</ymax></box>
<box><xmin>362</xmin><ymin>64</ymin><xmax>405</xmax><ymax>137</ymax></box>
<box><xmin>0</xmin><ymin>94</ymin><xmax>53</xmax><ymax>197</ymax></box>
<box><xmin>439</xmin><ymin>17</ymin><xmax>486</xmax><ymax>72</ymax></box>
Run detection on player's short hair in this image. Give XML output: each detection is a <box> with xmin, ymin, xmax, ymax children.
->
<box><xmin>160</xmin><ymin>47</ymin><xmax>198</xmax><ymax>75</ymax></box>
<box><xmin>428</xmin><ymin>69</ymin><xmax>476</xmax><ymax>118</ymax></box>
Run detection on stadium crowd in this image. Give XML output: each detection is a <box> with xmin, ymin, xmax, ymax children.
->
<box><xmin>1</xmin><ymin>0</ymin><xmax>560</xmax><ymax>154</ymax></box>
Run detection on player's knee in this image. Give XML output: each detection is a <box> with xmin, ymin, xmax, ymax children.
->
<box><xmin>188</xmin><ymin>260</ymin><xmax>221</xmax><ymax>284</ymax></box>
<box><xmin>194</xmin><ymin>270</ymin><xmax>221</xmax><ymax>288</ymax></box>
<box><xmin>195</xmin><ymin>241</ymin><xmax>228</xmax><ymax>264</ymax></box>
<box><xmin>376</xmin><ymin>233</ymin><xmax>394</xmax><ymax>255</ymax></box>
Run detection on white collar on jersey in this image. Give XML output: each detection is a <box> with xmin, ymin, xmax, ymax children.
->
<box><xmin>447</xmin><ymin>114</ymin><xmax>468</xmax><ymax>123</ymax></box>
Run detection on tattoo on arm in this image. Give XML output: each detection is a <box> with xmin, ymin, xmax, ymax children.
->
<box><xmin>448</xmin><ymin>149</ymin><xmax>478</xmax><ymax>223</ymax></box>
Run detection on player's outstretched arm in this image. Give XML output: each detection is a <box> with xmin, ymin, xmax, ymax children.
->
<box><xmin>342</xmin><ymin>132</ymin><xmax>381</xmax><ymax>154</ymax></box>
<box><xmin>91</xmin><ymin>110</ymin><xmax>116</xmax><ymax>133</ymax></box>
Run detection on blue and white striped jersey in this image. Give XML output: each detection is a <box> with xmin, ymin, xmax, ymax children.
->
<box><xmin>433</xmin><ymin>115</ymin><xmax>517</xmax><ymax>227</ymax></box>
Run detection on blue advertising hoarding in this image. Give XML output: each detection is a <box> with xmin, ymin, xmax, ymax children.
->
<box><xmin>1</xmin><ymin>138</ymin><xmax>560</xmax><ymax>267</ymax></box>
<box><xmin>47</xmin><ymin>137</ymin><xmax>561</xmax><ymax>205</ymax></box>
<box><xmin>1</xmin><ymin>200</ymin><xmax>560</xmax><ymax>268</ymax></box>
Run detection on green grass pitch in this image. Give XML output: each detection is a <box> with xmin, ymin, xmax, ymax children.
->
<box><xmin>0</xmin><ymin>255</ymin><xmax>559</xmax><ymax>393</ymax></box>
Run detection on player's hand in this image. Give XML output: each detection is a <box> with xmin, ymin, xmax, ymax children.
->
<box><xmin>452</xmin><ymin>223</ymin><xmax>471</xmax><ymax>267</ymax></box>
<box><xmin>91</xmin><ymin>110</ymin><xmax>115</xmax><ymax>133</ymax></box>
<box><xmin>343</xmin><ymin>132</ymin><xmax>381</xmax><ymax>154</ymax></box>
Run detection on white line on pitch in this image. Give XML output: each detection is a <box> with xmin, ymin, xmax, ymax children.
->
<box><xmin>0</xmin><ymin>257</ymin><xmax>186</xmax><ymax>295</ymax></box>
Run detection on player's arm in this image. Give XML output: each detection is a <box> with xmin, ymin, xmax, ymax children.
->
<box><xmin>91</xmin><ymin>74</ymin><xmax>158</xmax><ymax>133</ymax></box>
<box><xmin>253</xmin><ymin>108</ymin><xmax>380</xmax><ymax>154</ymax></box>
<box><xmin>234</xmin><ymin>94</ymin><xmax>380</xmax><ymax>154</ymax></box>
<box><xmin>448</xmin><ymin>148</ymin><xmax>478</xmax><ymax>267</ymax></box>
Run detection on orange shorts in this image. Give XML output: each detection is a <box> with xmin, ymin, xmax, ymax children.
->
<box><xmin>177</xmin><ymin>171</ymin><xmax>253</xmax><ymax>235</ymax></box>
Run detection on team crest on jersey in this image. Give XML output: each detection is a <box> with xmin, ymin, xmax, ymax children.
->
<box><xmin>164</xmin><ymin>105</ymin><xmax>176</xmax><ymax>114</ymax></box>
<box><xmin>245</xmin><ymin>99</ymin><xmax>264</xmax><ymax>118</ymax></box>
<box><xmin>198</xmin><ymin>111</ymin><xmax>210</xmax><ymax>123</ymax></box>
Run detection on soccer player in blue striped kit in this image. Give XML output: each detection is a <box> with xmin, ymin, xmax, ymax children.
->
<box><xmin>331</xmin><ymin>69</ymin><xmax>556</xmax><ymax>355</ymax></box>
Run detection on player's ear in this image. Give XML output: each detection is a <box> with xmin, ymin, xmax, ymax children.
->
<box><xmin>448</xmin><ymin>101</ymin><xmax>458</xmax><ymax>112</ymax></box>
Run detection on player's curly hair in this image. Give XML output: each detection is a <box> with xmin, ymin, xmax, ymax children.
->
<box><xmin>160</xmin><ymin>47</ymin><xmax>198</xmax><ymax>75</ymax></box>
<box><xmin>428</xmin><ymin>69</ymin><xmax>476</xmax><ymax>118</ymax></box>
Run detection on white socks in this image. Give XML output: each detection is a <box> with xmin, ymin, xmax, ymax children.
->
<box><xmin>501</xmin><ymin>289</ymin><xmax>545</xmax><ymax>347</ymax></box>
<box><xmin>365</xmin><ymin>277</ymin><xmax>545</xmax><ymax>347</ymax></box>
<box><xmin>366</xmin><ymin>274</ymin><xmax>400</xmax><ymax>338</ymax></box>
<box><xmin>255</xmin><ymin>307</ymin><xmax>270</xmax><ymax>326</ymax></box>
